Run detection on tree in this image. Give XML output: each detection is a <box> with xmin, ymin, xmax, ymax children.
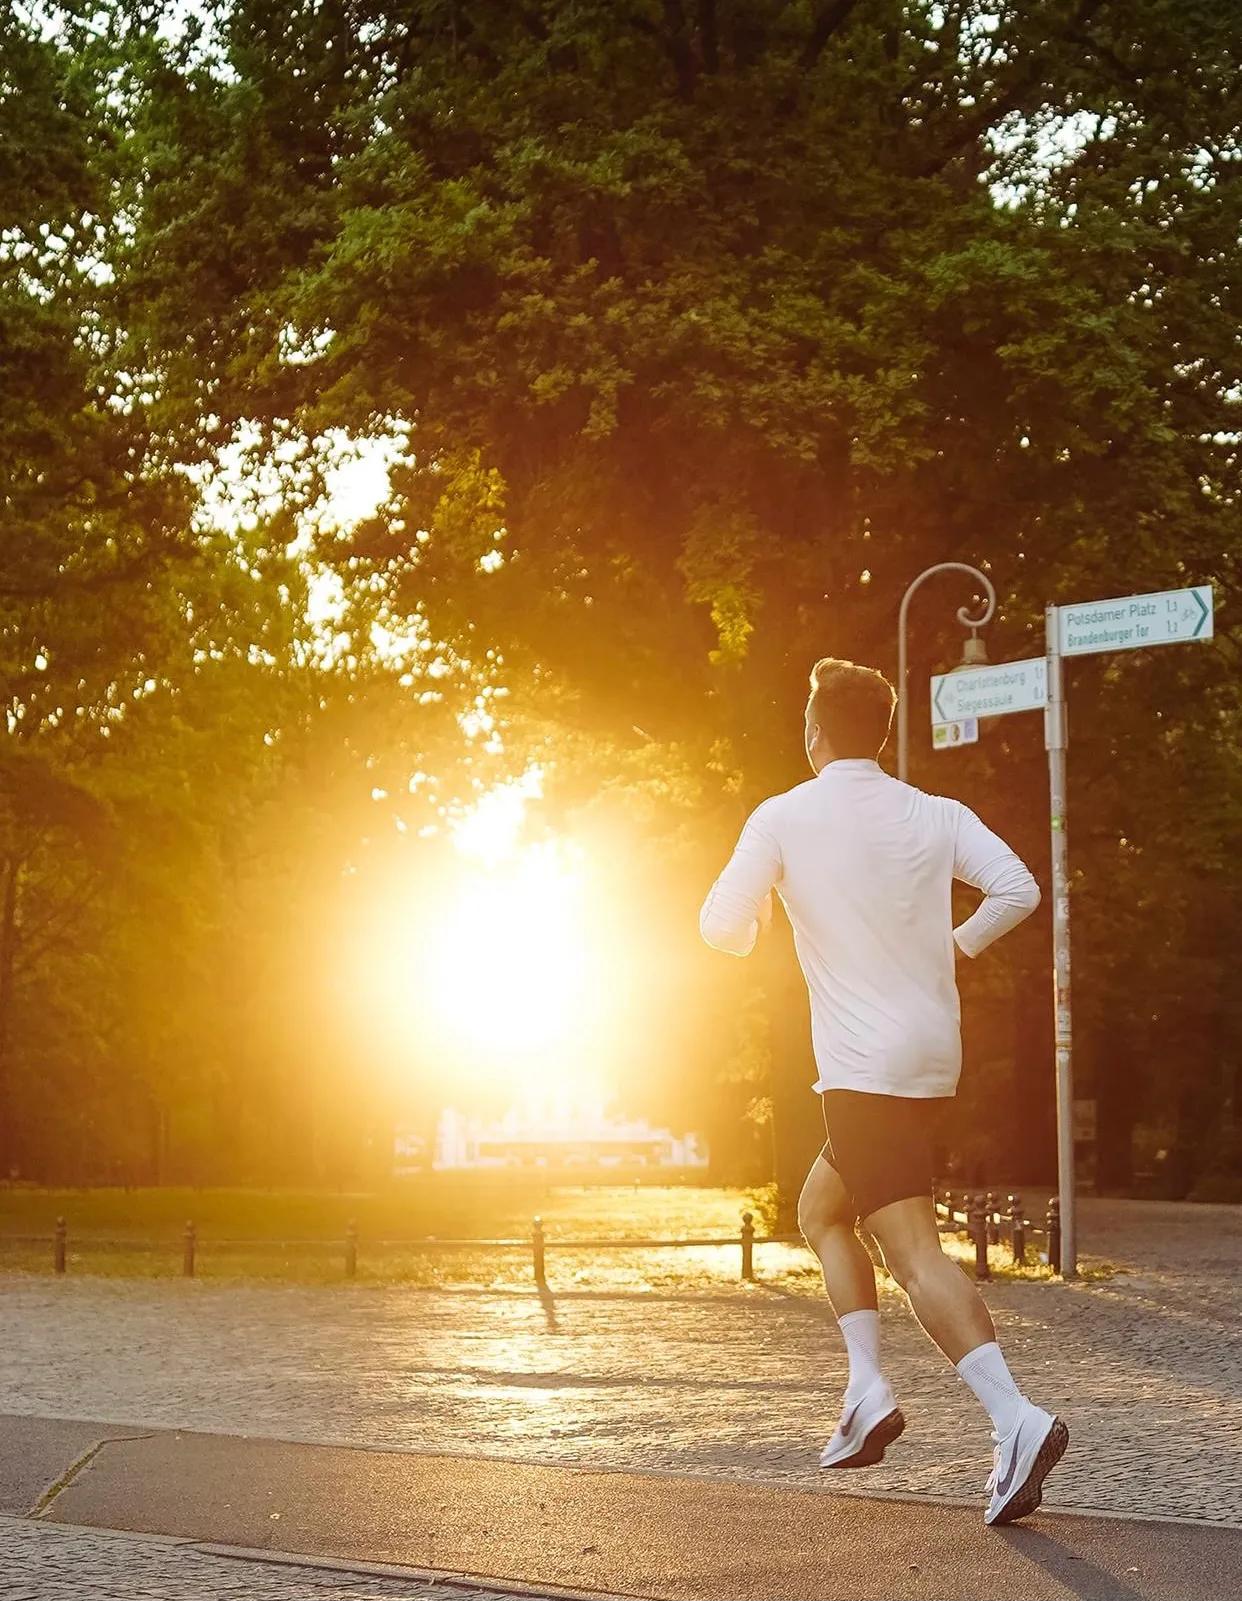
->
<box><xmin>0</xmin><ymin>6</ymin><xmax>486</xmax><ymax>1181</ymax></box>
<box><xmin>0</xmin><ymin>2</ymin><xmax>199</xmax><ymax>1171</ymax></box>
<box><xmin>36</xmin><ymin>0</ymin><xmax>1242</xmax><ymax>1190</ymax></box>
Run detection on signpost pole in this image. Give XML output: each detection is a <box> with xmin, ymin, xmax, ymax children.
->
<box><xmin>1045</xmin><ymin>605</ymin><xmax>1077</xmax><ymax>1278</ymax></box>
<box><xmin>934</xmin><ymin>584</ymin><xmax>1213</xmax><ymax>1281</ymax></box>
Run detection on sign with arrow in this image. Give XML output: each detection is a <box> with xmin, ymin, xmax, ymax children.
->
<box><xmin>1058</xmin><ymin>585</ymin><xmax>1213</xmax><ymax>658</ymax></box>
<box><xmin>929</xmin><ymin>656</ymin><xmax>1048</xmax><ymax>724</ymax></box>
<box><xmin>911</xmin><ymin>578</ymin><xmax>1214</xmax><ymax>1278</ymax></box>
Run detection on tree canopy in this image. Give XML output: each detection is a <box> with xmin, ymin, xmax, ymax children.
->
<box><xmin>3</xmin><ymin>0</ymin><xmax>1239</xmax><ymax>1195</ymax></box>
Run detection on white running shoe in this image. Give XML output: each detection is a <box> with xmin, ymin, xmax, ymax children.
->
<box><xmin>818</xmin><ymin>1380</ymin><xmax>905</xmax><ymax>1469</ymax></box>
<box><xmin>985</xmin><ymin>1402</ymin><xmax>1069</xmax><ymax>1525</ymax></box>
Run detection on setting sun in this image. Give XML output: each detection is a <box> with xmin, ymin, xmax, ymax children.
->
<box><xmin>421</xmin><ymin>843</ymin><xmax>593</xmax><ymax>1078</ymax></box>
<box><xmin>349</xmin><ymin>775</ymin><xmax>616</xmax><ymax>1107</ymax></box>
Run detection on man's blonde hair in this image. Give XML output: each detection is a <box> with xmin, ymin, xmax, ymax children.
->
<box><xmin>808</xmin><ymin>657</ymin><xmax>896</xmax><ymax>758</ymax></box>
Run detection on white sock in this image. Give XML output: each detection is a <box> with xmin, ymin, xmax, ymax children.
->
<box><xmin>838</xmin><ymin>1309</ymin><xmax>884</xmax><ymax>1401</ymax></box>
<box><xmin>956</xmin><ymin>1341</ymin><xmax>1026</xmax><ymax>1436</ymax></box>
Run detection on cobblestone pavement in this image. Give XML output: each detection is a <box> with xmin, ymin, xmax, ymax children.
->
<box><xmin>0</xmin><ymin>1516</ymin><xmax>574</xmax><ymax>1600</ymax></box>
<box><xmin>2</xmin><ymin>1200</ymin><xmax>1238</xmax><ymax>1527</ymax></box>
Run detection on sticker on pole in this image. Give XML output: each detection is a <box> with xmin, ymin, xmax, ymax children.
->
<box><xmin>1058</xmin><ymin>585</ymin><xmax>1213</xmax><ymax>657</ymax></box>
<box><xmin>932</xmin><ymin>718</ymin><xmax>978</xmax><ymax>750</ymax></box>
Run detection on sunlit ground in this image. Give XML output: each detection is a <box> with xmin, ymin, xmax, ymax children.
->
<box><xmin>0</xmin><ymin>1182</ymin><xmax>1064</xmax><ymax>1288</ymax></box>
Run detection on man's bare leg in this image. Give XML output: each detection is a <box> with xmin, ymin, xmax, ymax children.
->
<box><xmin>796</xmin><ymin>1153</ymin><xmax>876</xmax><ymax>1314</ymax></box>
<box><xmin>798</xmin><ymin>1154</ymin><xmax>904</xmax><ymax>1467</ymax></box>
<box><xmin>865</xmin><ymin>1192</ymin><xmax>1068</xmax><ymax>1523</ymax></box>
<box><xmin>862</xmin><ymin>1193</ymin><xmax>992</xmax><ymax>1362</ymax></box>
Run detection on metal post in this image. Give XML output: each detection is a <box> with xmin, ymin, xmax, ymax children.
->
<box><xmin>345</xmin><ymin>1221</ymin><xmax>358</xmax><ymax>1279</ymax></box>
<box><xmin>740</xmin><ymin>1210</ymin><xmax>755</xmax><ymax>1281</ymax></box>
<box><xmin>54</xmin><ymin>1216</ymin><xmax>66</xmax><ymax>1275</ymax></box>
<box><xmin>1009</xmin><ymin>1194</ymin><xmax>1026</xmax><ymax>1266</ymax></box>
<box><xmin>1046</xmin><ymin>1196</ymin><xmax>1062</xmax><ymax>1276</ymax></box>
<box><xmin>1045</xmin><ymin>605</ymin><xmax>1077</xmax><ymax>1277</ymax></box>
<box><xmin>183</xmin><ymin>1220</ymin><xmax>196</xmax><ymax>1278</ymax></box>
<box><xmin>969</xmin><ymin>1194</ymin><xmax>990</xmax><ymax>1280</ymax></box>
<box><xmin>531</xmin><ymin>1216</ymin><xmax>546</xmax><ymax>1287</ymax></box>
<box><xmin>897</xmin><ymin>564</ymin><xmax>997</xmax><ymax>781</ymax></box>
<box><xmin>985</xmin><ymin>1190</ymin><xmax>999</xmax><ymax>1246</ymax></box>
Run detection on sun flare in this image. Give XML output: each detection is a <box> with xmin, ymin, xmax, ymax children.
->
<box><xmin>422</xmin><ymin>843</ymin><xmax>592</xmax><ymax>1074</ymax></box>
<box><xmin>358</xmin><ymin>774</ymin><xmax>612</xmax><ymax>1105</ymax></box>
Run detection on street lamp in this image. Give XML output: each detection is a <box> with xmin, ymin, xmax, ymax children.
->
<box><xmin>896</xmin><ymin>563</ymin><xmax>997</xmax><ymax>782</ymax></box>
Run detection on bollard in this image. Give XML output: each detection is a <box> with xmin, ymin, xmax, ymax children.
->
<box><xmin>345</xmin><ymin>1220</ymin><xmax>358</xmax><ymax>1279</ymax></box>
<box><xmin>1047</xmin><ymin>1197</ymin><xmax>1062</xmax><ymax>1275</ymax></box>
<box><xmin>985</xmin><ymin>1191</ymin><xmax>999</xmax><ymax>1246</ymax></box>
<box><xmin>969</xmin><ymin>1194</ymin><xmax>990</xmax><ymax>1281</ymax></box>
<box><xmin>54</xmin><ymin>1216</ymin><xmax>66</xmax><ymax>1275</ymax></box>
<box><xmin>183</xmin><ymin>1219</ymin><xmax>196</xmax><ymax>1278</ymax></box>
<box><xmin>740</xmin><ymin>1211</ymin><xmax>755</xmax><ymax>1281</ymax></box>
<box><xmin>1009</xmin><ymin>1194</ymin><xmax>1026</xmax><ymax>1267</ymax></box>
<box><xmin>531</xmin><ymin>1216</ymin><xmax>546</xmax><ymax>1287</ymax></box>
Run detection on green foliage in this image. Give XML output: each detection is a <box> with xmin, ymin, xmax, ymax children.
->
<box><xmin>4</xmin><ymin>1</ymin><xmax>1240</xmax><ymax>1191</ymax></box>
<box><xmin>0</xmin><ymin>5</ymin><xmax>484</xmax><ymax>1182</ymax></box>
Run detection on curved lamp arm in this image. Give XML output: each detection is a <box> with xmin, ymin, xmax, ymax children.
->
<box><xmin>896</xmin><ymin>563</ymin><xmax>997</xmax><ymax>782</ymax></box>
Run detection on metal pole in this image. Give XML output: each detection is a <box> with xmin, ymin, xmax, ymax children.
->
<box><xmin>1045</xmin><ymin>605</ymin><xmax>1077</xmax><ymax>1278</ymax></box>
<box><xmin>897</xmin><ymin>564</ymin><xmax>997</xmax><ymax>781</ymax></box>
<box><xmin>970</xmin><ymin>1193</ymin><xmax>990</xmax><ymax>1281</ymax></box>
<box><xmin>1009</xmin><ymin>1194</ymin><xmax>1025</xmax><ymax>1267</ymax></box>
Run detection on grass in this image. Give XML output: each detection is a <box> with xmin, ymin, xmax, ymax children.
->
<box><xmin>0</xmin><ymin>1180</ymin><xmax>1108</xmax><ymax>1290</ymax></box>
<box><xmin>0</xmin><ymin>1177</ymin><xmax>779</xmax><ymax>1240</ymax></box>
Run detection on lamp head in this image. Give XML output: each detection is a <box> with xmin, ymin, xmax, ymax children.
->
<box><xmin>959</xmin><ymin>632</ymin><xmax>988</xmax><ymax>668</ymax></box>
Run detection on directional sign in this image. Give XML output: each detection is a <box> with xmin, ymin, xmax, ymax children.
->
<box><xmin>1058</xmin><ymin>585</ymin><xmax>1213</xmax><ymax>658</ymax></box>
<box><xmin>932</xmin><ymin>718</ymin><xmax>978</xmax><ymax>751</ymax></box>
<box><xmin>929</xmin><ymin>657</ymin><xmax>1048</xmax><ymax>724</ymax></box>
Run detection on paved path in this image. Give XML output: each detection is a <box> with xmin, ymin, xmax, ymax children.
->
<box><xmin>8</xmin><ymin>1421</ymin><xmax>1241</xmax><ymax>1601</ymax></box>
<box><xmin>1</xmin><ymin>1200</ymin><xmax>1239</xmax><ymax>1527</ymax></box>
<box><xmin>0</xmin><ymin>1515</ymin><xmax>579</xmax><ymax>1601</ymax></box>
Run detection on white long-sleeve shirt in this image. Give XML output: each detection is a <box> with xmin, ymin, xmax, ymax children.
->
<box><xmin>699</xmin><ymin>759</ymin><xmax>1040</xmax><ymax>1098</ymax></box>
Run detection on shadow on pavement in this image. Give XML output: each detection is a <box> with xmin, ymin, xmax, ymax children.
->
<box><xmin>537</xmin><ymin>1284</ymin><xmax>559</xmax><ymax>1331</ymax></box>
<box><xmin>1000</xmin><ymin>1525</ymin><xmax>1148</xmax><ymax>1601</ymax></box>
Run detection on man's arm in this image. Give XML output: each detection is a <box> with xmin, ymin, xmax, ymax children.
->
<box><xmin>699</xmin><ymin>807</ymin><xmax>782</xmax><ymax>957</ymax></box>
<box><xmin>952</xmin><ymin>804</ymin><xmax>1041</xmax><ymax>959</ymax></box>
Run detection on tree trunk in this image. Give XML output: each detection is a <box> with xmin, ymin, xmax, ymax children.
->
<box><xmin>0</xmin><ymin>856</ymin><xmax>21</xmax><ymax>1178</ymax></box>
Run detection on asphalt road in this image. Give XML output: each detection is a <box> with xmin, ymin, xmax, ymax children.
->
<box><xmin>6</xmin><ymin>1414</ymin><xmax>1241</xmax><ymax>1601</ymax></box>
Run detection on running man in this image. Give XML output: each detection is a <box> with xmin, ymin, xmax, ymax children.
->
<box><xmin>699</xmin><ymin>656</ymin><xmax>1067</xmax><ymax>1526</ymax></box>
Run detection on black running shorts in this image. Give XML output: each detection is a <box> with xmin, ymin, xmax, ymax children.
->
<box><xmin>819</xmin><ymin>1088</ymin><xmax>949</xmax><ymax>1222</ymax></box>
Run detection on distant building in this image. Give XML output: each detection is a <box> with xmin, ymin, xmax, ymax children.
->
<box><xmin>399</xmin><ymin>1100</ymin><xmax>708</xmax><ymax>1173</ymax></box>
